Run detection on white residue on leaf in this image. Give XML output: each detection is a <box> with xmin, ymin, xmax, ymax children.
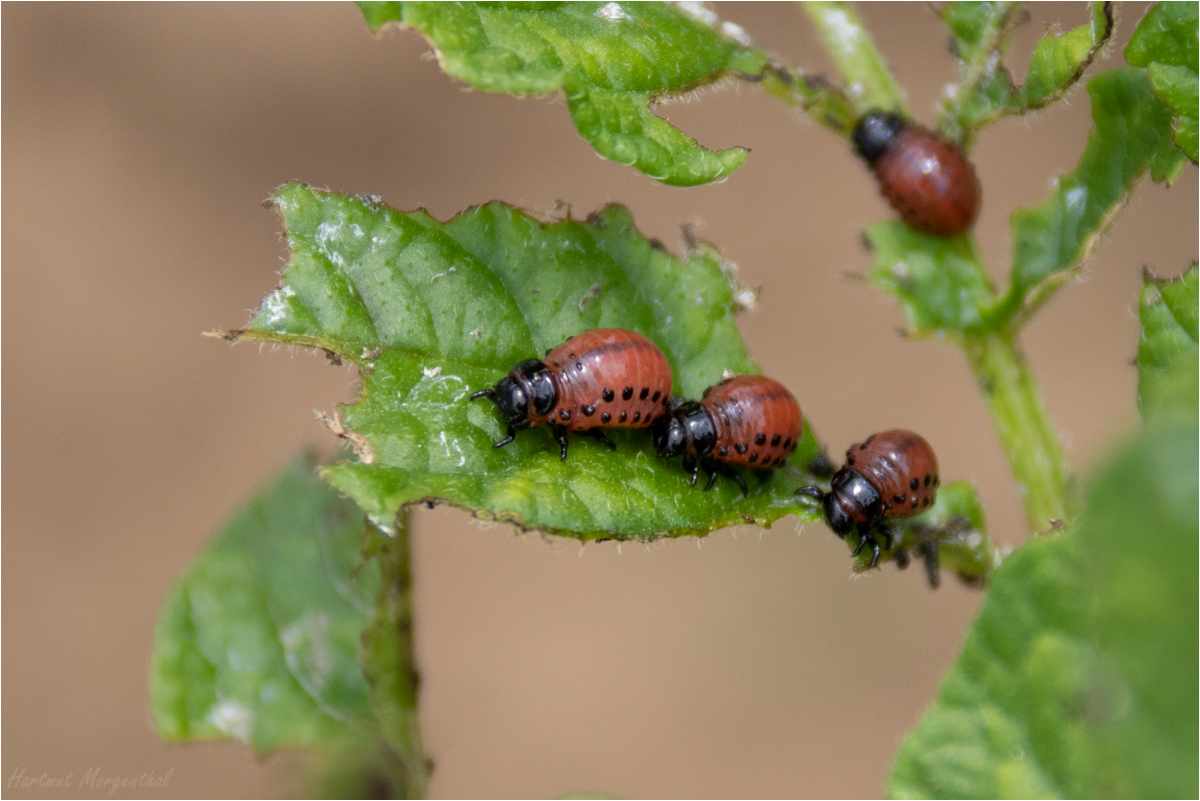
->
<box><xmin>595</xmin><ymin>2</ymin><xmax>628</xmax><ymax>21</ymax></box>
<box><xmin>1064</xmin><ymin>186</ymin><xmax>1087</xmax><ymax>211</ymax></box>
<box><xmin>262</xmin><ymin>285</ymin><xmax>296</xmax><ymax>324</ymax></box>
<box><xmin>674</xmin><ymin>1</ymin><xmax>717</xmax><ymax>27</ymax></box>
<box><xmin>438</xmin><ymin>430</ymin><xmax>467</xmax><ymax>467</ymax></box>
<box><xmin>280</xmin><ymin>611</ymin><xmax>334</xmax><ymax>693</ymax></box>
<box><xmin>734</xmin><ymin>287</ymin><xmax>758</xmax><ymax>311</ymax></box>
<box><xmin>720</xmin><ymin>20</ymin><xmax>751</xmax><ymax>46</ymax></box>
<box><xmin>820</xmin><ymin>7</ymin><xmax>864</xmax><ymax>56</ymax></box>
<box><xmin>722</xmin><ymin>368</ymin><xmax>736</xmax><ymax>380</ymax></box>
<box><xmin>315</xmin><ymin>221</ymin><xmax>347</xmax><ymax>267</ymax></box>
<box><xmin>423</xmin><ymin>366</ymin><xmax>443</xmax><ymax>378</ymax></box>
<box><xmin>349</xmin><ymin>223</ymin><xmax>364</xmax><ymax>237</ymax></box>
<box><xmin>368</xmin><ymin>512</ymin><xmax>397</xmax><ymax>536</ymax></box>
<box><xmin>208</xmin><ymin>699</ymin><xmax>254</xmax><ymax>744</ymax></box>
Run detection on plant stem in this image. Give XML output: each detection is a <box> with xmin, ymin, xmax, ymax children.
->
<box><xmin>802</xmin><ymin>1</ymin><xmax>908</xmax><ymax>117</ymax></box>
<box><xmin>961</xmin><ymin>330</ymin><xmax>1075</xmax><ymax>532</ymax></box>
<box><xmin>362</xmin><ymin>508</ymin><xmax>430</xmax><ymax>798</ymax></box>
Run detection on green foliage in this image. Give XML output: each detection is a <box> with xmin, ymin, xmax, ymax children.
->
<box><xmin>356</xmin><ymin>1</ymin><xmax>767</xmax><ymax>186</ymax></box>
<box><xmin>938</xmin><ymin>2</ymin><xmax>1114</xmax><ymax>146</ymax></box>
<box><xmin>1007</xmin><ymin>68</ymin><xmax>1184</xmax><ymax>324</ymax></box>
<box><xmin>229</xmin><ymin>182</ymin><xmax>829</xmax><ymax>541</ymax></box>
<box><xmin>1126</xmin><ymin>1</ymin><xmax>1199</xmax><ymax>162</ymax></box>
<box><xmin>149</xmin><ymin>455</ymin><xmax>379</xmax><ymax>752</ymax></box>
<box><xmin>1137</xmin><ymin>263</ymin><xmax>1198</xmax><ymax>420</ymax></box>
<box><xmin>889</xmin><ymin>420</ymin><xmax>1199</xmax><ymax>799</ymax></box>
<box><xmin>870</xmin><ymin>68</ymin><xmax>1186</xmax><ymax>338</ymax></box>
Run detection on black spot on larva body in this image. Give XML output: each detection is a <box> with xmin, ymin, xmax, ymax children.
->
<box><xmin>735</xmin><ymin>443</ymin><xmax>748</xmax><ymax>454</ymax></box>
<box><xmin>911</xmin><ymin>497</ymin><xmax>919</xmax><ymax>509</ymax></box>
<box><xmin>652</xmin><ymin>390</ymin><xmax>661</xmax><ymax>402</ymax></box>
<box><xmin>848</xmin><ymin>455</ymin><xmax>856</xmax><ymax>465</ymax></box>
<box><xmin>718</xmin><ymin>446</ymin><xmax>728</xmax><ymax>457</ymax></box>
<box><xmin>894</xmin><ymin>493</ymin><xmax>905</xmax><ymax>504</ymax></box>
<box><xmin>784</xmin><ymin>437</ymin><xmax>792</xmax><ymax>448</ymax></box>
<box><xmin>582</xmin><ymin>405</ymin><xmax>595</xmax><ymax>416</ymax></box>
<box><xmin>771</xmin><ymin>434</ymin><xmax>781</xmax><ymax>446</ymax></box>
<box><xmin>910</xmin><ymin>478</ymin><xmax>920</xmax><ymax>491</ymax></box>
<box><xmin>934</xmin><ymin>475</ymin><xmax>940</xmax><ymax>486</ymax></box>
<box><xmin>603</xmin><ymin>388</ymin><xmax>614</xmax><ymax>402</ymax></box>
<box><xmin>860</xmin><ymin>443</ymin><xmax>868</xmax><ymax>450</ymax></box>
<box><xmin>576</xmin><ymin>362</ymin><xmax>583</xmax><ymax>370</ymax></box>
<box><xmin>749</xmin><ymin>453</ymin><xmax>758</xmax><ymax>463</ymax></box>
<box><xmin>623</xmin><ymin>387</ymin><xmax>633</xmax><ymax>400</ymax></box>
<box><xmin>885</xmin><ymin>501</ymin><xmax>894</xmax><ymax>510</ymax></box>
<box><xmin>633</xmin><ymin>411</ymin><xmax>641</xmax><ymax>422</ymax></box>
<box><xmin>619</xmin><ymin>411</ymin><xmax>627</xmax><ymax>423</ymax></box>
<box><xmin>560</xmin><ymin>409</ymin><xmax>571</xmax><ymax>421</ymax></box>
<box><xmin>755</xmin><ymin>433</ymin><xmax>766</xmax><ymax>446</ymax></box>
<box><xmin>865</xmin><ymin>434</ymin><xmax>876</xmax><ymax>444</ymax></box>
<box><xmin>601</xmin><ymin>412</ymin><xmax>611</xmax><ymax>423</ymax></box>
<box><xmin>640</xmin><ymin>388</ymin><xmax>649</xmax><ymax>400</ymax></box>
<box><xmin>922</xmin><ymin>497</ymin><xmax>930</xmax><ymax>508</ymax></box>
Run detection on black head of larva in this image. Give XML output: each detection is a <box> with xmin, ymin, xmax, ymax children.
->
<box><xmin>473</xmin><ymin>357</ymin><xmax>557</xmax><ymax>426</ymax></box>
<box><xmin>852</xmin><ymin>110</ymin><xmax>906</xmax><ymax>163</ymax></box>
<box><xmin>825</xmin><ymin>468</ymin><xmax>883</xmax><ymax>535</ymax></box>
<box><xmin>652</xmin><ymin>399</ymin><xmax>715</xmax><ymax>459</ymax></box>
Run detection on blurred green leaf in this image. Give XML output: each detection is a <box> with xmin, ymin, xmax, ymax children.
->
<box><xmin>1137</xmin><ymin>262</ymin><xmax>1199</xmax><ymax>420</ymax></box>
<box><xmin>1003</xmin><ymin>68</ymin><xmax>1183</xmax><ymax>325</ymax></box>
<box><xmin>356</xmin><ymin>1</ymin><xmax>767</xmax><ymax>186</ymax></box>
<box><xmin>149</xmin><ymin>454</ymin><xmax>379</xmax><ymax>753</ymax></box>
<box><xmin>864</xmin><ymin>222</ymin><xmax>996</xmax><ymax>335</ymax></box>
<box><xmin>228</xmin><ymin>182</ymin><xmax>827</xmax><ymax>541</ymax></box>
<box><xmin>939</xmin><ymin>2</ymin><xmax>1113</xmax><ymax>146</ymax></box>
<box><xmin>1126</xmin><ymin>1</ymin><xmax>1199</xmax><ymax>162</ymax></box>
<box><xmin>889</xmin><ymin>421</ymin><xmax>1199</xmax><ymax>799</ymax></box>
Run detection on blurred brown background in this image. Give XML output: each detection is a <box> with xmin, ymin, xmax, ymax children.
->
<box><xmin>3</xmin><ymin>3</ymin><xmax>1195</xmax><ymax>798</ymax></box>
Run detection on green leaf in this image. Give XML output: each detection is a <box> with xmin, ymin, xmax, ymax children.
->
<box><xmin>1126</xmin><ymin>1</ymin><xmax>1200</xmax><ymax>162</ymax></box>
<box><xmin>1137</xmin><ymin>263</ymin><xmax>1199</xmax><ymax>420</ymax></box>
<box><xmin>888</xmin><ymin>421</ymin><xmax>1199</xmax><ymax>799</ymax></box>
<box><xmin>229</xmin><ymin>182</ymin><xmax>827</xmax><ymax>541</ymax></box>
<box><xmin>356</xmin><ymin>1</ymin><xmax>767</xmax><ymax>186</ymax></box>
<box><xmin>149</xmin><ymin>454</ymin><xmax>379</xmax><ymax>752</ymax></box>
<box><xmin>864</xmin><ymin>222</ymin><xmax>997</xmax><ymax>335</ymax></box>
<box><xmin>1003</xmin><ymin>68</ymin><xmax>1182</xmax><ymax>325</ymax></box>
<box><xmin>939</xmin><ymin>2</ymin><xmax>1114</xmax><ymax>146</ymax></box>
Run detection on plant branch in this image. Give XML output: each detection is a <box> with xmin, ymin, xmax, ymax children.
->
<box><xmin>361</xmin><ymin>509</ymin><xmax>430</xmax><ymax>798</ymax></box>
<box><xmin>802</xmin><ymin>1</ymin><xmax>908</xmax><ymax>117</ymax></box>
<box><xmin>961</xmin><ymin>329</ymin><xmax>1075</xmax><ymax>532</ymax></box>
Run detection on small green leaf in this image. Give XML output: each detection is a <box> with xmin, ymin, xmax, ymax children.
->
<box><xmin>864</xmin><ymin>221</ymin><xmax>997</xmax><ymax>335</ymax></box>
<box><xmin>939</xmin><ymin>2</ymin><xmax>1114</xmax><ymax>146</ymax></box>
<box><xmin>149</xmin><ymin>454</ymin><xmax>379</xmax><ymax>753</ymax></box>
<box><xmin>1137</xmin><ymin>263</ymin><xmax>1199</xmax><ymax>420</ymax></box>
<box><xmin>1127</xmin><ymin>2</ymin><xmax>1199</xmax><ymax>162</ymax></box>
<box><xmin>803</xmin><ymin>1</ymin><xmax>909</xmax><ymax>118</ymax></box>
<box><xmin>1125</xmin><ymin>1</ymin><xmax>1199</xmax><ymax>72</ymax></box>
<box><xmin>230</xmin><ymin>183</ymin><xmax>826</xmax><ymax>541</ymax></box>
<box><xmin>356</xmin><ymin>1</ymin><xmax>766</xmax><ymax>186</ymax></box>
<box><xmin>1004</xmin><ymin>68</ymin><xmax>1181</xmax><ymax>325</ymax></box>
<box><xmin>889</xmin><ymin>420</ymin><xmax>1199</xmax><ymax>799</ymax></box>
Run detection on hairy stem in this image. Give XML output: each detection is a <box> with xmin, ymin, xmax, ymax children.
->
<box><xmin>802</xmin><ymin>1</ymin><xmax>908</xmax><ymax>117</ymax></box>
<box><xmin>361</xmin><ymin>509</ymin><xmax>430</xmax><ymax>798</ymax></box>
<box><xmin>962</xmin><ymin>330</ymin><xmax>1075</xmax><ymax>532</ymax></box>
